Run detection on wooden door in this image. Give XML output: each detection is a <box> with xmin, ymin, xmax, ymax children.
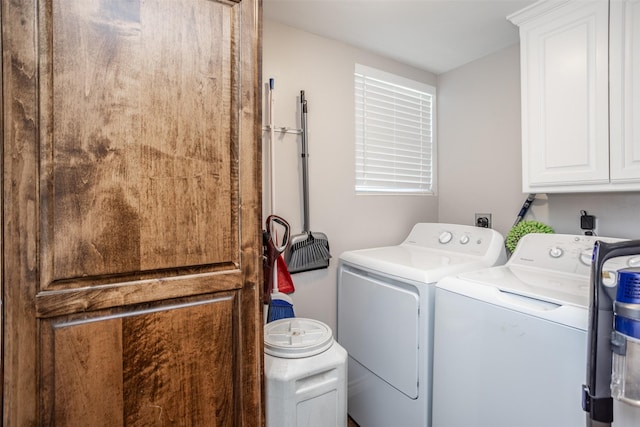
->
<box><xmin>2</xmin><ymin>0</ymin><xmax>263</xmax><ymax>425</ymax></box>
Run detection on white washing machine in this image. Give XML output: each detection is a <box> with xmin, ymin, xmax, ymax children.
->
<box><xmin>337</xmin><ymin>223</ymin><xmax>507</xmax><ymax>427</ymax></box>
<box><xmin>432</xmin><ymin>233</ymin><xmax>638</xmax><ymax>427</ymax></box>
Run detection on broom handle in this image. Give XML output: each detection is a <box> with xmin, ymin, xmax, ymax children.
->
<box><xmin>300</xmin><ymin>90</ymin><xmax>310</xmax><ymax>233</ymax></box>
<box><xmin>269</xmin><ymin>79</ymin><xmax>276</xmax><ymax>215</ymax></box>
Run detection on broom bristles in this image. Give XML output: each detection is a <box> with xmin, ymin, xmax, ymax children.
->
<box><xmin>287</xmin><ymin>234</ymin><xmax>331</xmax><ymax>273</ymax></box>
<box><xmin>267</xmin><ymin>298</ymin><xmax>295</xmax><ymax>322</ymax></box>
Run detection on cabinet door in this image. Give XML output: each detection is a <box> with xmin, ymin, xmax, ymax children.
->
<box><xmin>610</xmin><ymin>0</ymin><xmax>640</xmax><ymax>182</ymax></box>
<box><xmin>2</xmin><ymin>0</ymin><xmax>262</xmax><ymax>425</ymax></box>
<box><xmin>518</xmin><ymin>1</ymin><xmax>609</xmax><ymax>191</ymax></box>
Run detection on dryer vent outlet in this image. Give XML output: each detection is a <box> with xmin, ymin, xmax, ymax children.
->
<box><xmin>475</xmin><ymin>213</ymin><xmax>492</xmax><ymax>228</ymax></box>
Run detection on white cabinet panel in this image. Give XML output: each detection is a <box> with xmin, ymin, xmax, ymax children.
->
<box><xmin>515</xmin><ymin>1</ymin><xmax>610</xmax><ymax>191</ymax></box>
<box><xmin>611</xmin><ymin>0</ymin><xmax>640</xmax><ymax>182</ymax></box>
<box><xmin>511</xmin><ymin>0</ymin><xmax>640</xmax><ymax>192</ymax></box>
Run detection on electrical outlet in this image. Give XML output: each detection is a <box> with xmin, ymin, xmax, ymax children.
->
<box><xmin>580</xmin><ymin>210</ymin><xmax>596</xmax><ymax>235</ymax></box>
<box><xmin>475</xmin><ymin>213</ymin><xmax>492</xmax><ymax>228</ymax></box>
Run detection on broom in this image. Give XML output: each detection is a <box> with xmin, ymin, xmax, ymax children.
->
<box><xmin>285</xmin><ymin>90</ymin><xmax>331</xmax><ymax>273</ymax></box>
<box><xmin>263</xmin><ymin>80</ymin><xmax>295</xmax><ymax>321</ymax></box>
<box><xmin>264</xmin><ymin>216</ymin><xmax>295</xmax><ymax>322</ymax></box>
<box><xmin>265</xmin><ymin>78</ymin><xmax>295</xmax><ymax>296</ymax></box>
<box><xmin>267</xmin><ymin>275</ymin><xmax>295</xmax><ymax>322</ymax></box>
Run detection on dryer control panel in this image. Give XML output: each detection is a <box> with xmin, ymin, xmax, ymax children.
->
<box><xmin>402</xmin><ymin>222</ymin><xmax>507</xmax><ymax>261</ymax></box>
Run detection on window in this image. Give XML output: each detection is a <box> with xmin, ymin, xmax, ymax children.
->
<box><xmin>355</xmin><ymin>64</ymin><xmax>436</xmax><ymax>195</ymax></box>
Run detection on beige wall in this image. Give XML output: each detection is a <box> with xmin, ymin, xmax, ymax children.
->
<box><xmin>262</xmin><ymin>20</ymin><xmax>439</xmax><ymax>332</ymax></box>
<box><xmin>437</xmin><ymin>43</ymin><xmax>640</xmax><ymax>240</ymax></box>
<box><xmin>437</xmin><ymin>43</ymin><xmax>525</xmax><ymax>238</ymax></box>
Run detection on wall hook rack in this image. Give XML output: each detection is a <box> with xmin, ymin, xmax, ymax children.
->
<box><xmin>263</xmin><ymin>125</ymin><xmax>302</xmax><ymax>135</ymax></box>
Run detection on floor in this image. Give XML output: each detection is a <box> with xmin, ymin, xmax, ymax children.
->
<box><xmin>348</xmin><ymin>415</ymin><xmax>359</xmax><ymax>427</ymax></box>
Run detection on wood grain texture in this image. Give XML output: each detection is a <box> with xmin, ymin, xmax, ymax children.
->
<box><xmin>41</xmin><ymin>294</ymin><xmax>236</xmax><ymax>426</ymax></box>
<box><xmin>35</xmin><ymin>269</ymin><xmax>243</xmax><ymax>318</ymax></box>
<box><xmin>3</xmin><ymin>0</ymin><xmax>263</xmax><ymax>424</ymax></box>
<box><xmin>2</xmin><ymin>0</ymin><xmax>40</xmax><ymax>424</ymax></box>
<box><xmin>39</xmin><ymin>0</ymin><xmax>237</xmax><ymax>284</ymax></box>
<box><xmin>122</xmin><ymin>296</ymin><xmax>235</xmax><ymax>426</ymax></box>
<box><xmin>237</xmin><ymin>0</ymin><xmax>264</xmax><ymax>423</ymax></box>
<box><xmin>41</xmin><ymin>313</ymin><xmax>125</xmax><ymax>426</ymax></box>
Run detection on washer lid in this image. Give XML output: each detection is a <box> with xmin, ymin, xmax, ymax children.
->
<box><xmin>264</xmin><ymin>318</ymin><xmax>334</xmax><ymax>358</ymax></box>
<box><xmin>436</xmin><ymin>273</ymin><xmax>589</xmax><ymax>330</ymax></box>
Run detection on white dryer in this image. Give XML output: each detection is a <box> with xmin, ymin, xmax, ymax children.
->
<box><xmin>337</xmin><ymin>223</ymin><xmax>507</xmax><ymax>427</ymax></box>
<box><xmin>432</xmin><ymin>233</ymin><xmax>637</xmax><ymax>427</ymax></box>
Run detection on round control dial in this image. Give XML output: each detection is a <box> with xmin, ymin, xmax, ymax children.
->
<box><xmin>439</xmin><ymin>231</ymin><xmax>453</xmax><ymax>244</ymax></box>
<box><xmin>549</xmin><ymin>247</ymin><xmax>564</xmax><ymax>258</ymax></box>
<box><xmin>459</xmin><ymin>235</ymin><xmax>470</xmax><ymax>245</ymax></box>
<box><xmin>579</xmin><ymin>248</ymin><xmax>593</xmax><ymax>266</ymax></box>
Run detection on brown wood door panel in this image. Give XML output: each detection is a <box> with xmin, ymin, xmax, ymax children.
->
<box><xmin>2</xmin><ymin>0</ymin><xmax>262</xmax><ymax>424</ymax></box>
<box><xmin>35</xmin><ymin>269</ymin><xmax>243</xmax><ymax>318</ymax></box>
<box><xmin>41</xmin><ymin>293</ymin><xmax>237</xmax><ymax>426</ymax></box>
<box><xmin>40</xmin><ymin>0</ymin><xmax>238</xmax><ymax>286</ymax></box>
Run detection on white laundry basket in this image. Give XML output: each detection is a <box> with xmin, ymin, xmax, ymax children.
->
<box><xmin>264</xmin><ymin>318</ymin><xmax>347</xmax><ymax>427</ymax></box>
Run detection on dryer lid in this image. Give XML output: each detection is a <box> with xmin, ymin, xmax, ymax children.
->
<box><xmin>264</xmin><ymin>318</ymin><xmax>334</xmax><ymax>358</ymax></box>
<box><xmin>340</xmin><ymin>245</ymin><xmax>484</xmax><ymax>284</ymax></box>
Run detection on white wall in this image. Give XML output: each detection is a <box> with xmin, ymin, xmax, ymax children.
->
<box><xmin>438</xmin><ymin>43</ymin><xmax>640</xmax><ymax>240</ymax></box>
<box><xmin>543</xmin><ymin>192</ymin><xmax>640</xmax><ymax>238</ymax></box>
<box><xmin>437</xmin><ymin>43</ymin><xmax>524</xmax><ymax>238</ymax></box>
<box><xmin>262</xmin><ymin>20</ymin><xmax>438</xmax><ymax>333</ymax></box>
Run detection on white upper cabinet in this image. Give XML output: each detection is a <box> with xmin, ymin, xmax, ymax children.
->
<box><xmin>610</xmin><ymin>0</ymin><xmax>640</xmax><ymax>183</ymax></box>
<box><xmin>510</xmin><ymin>0</ymin><xmax>640</xmax><ymax>192</ymax></box>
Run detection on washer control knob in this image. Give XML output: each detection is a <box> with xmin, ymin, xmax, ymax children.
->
<box><xmin>580</xmin><ymin>249</ymin><xmax>593</xmax><ymax>266</ymax></box>
<box><xmin>439</xmin><ymin>231</ymin><xmax>453</xmax><ymax>244</ymax></box>
<box><xmin>459</xmin><ymin>235</ymin><xmax>470</xmax><ymax>245</ymax></box>
<box><xmin>549</xmin><ymin>247</ymin><xmax>564</xmax><ymax>258</ymax></box>
<box><xmin>628</xmin><ymin>256</ymin><xmax>640</xmax><ymax>267</ymax></box>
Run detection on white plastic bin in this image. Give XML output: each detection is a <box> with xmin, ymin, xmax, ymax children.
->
<box><xmin>264</xmin><ymin>318</ymin><xmax>348</xmax><ymax>427</ymax></box>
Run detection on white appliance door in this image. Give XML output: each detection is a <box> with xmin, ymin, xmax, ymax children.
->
<box><xmin>338</xmin><ymin>269</ymin><xmax>420</xmax><ymax>398</ymax></box>
<box><xmin>432</xmin><ymin>287</ymin><xmax>587</xmax><ymax>427</ymax></box>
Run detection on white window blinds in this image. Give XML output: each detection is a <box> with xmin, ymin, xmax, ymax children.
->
<box><xmin>355</xmin><ymin>64</ymin><xmax>436</xmax><ymax>194</ymax></box>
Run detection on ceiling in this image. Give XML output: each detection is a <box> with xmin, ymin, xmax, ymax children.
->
<box><xmin>263</xmin><ymin>0</ymin><xmax>537</xmax><ymax>75</ymax></box>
